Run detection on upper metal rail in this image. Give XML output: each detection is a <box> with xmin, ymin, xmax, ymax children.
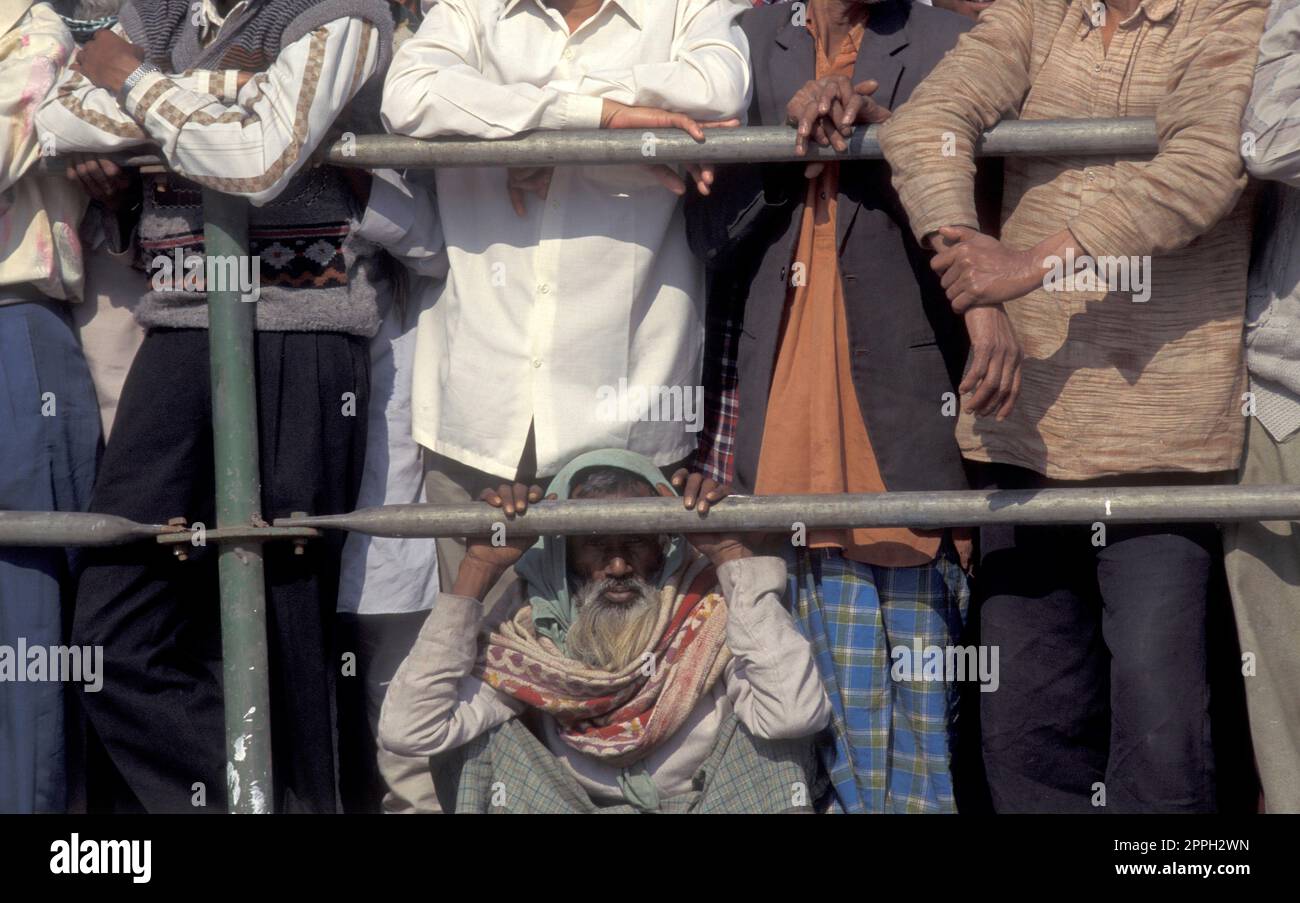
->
<box><xmin>322</xmin><ymin>118</ymin><xmax>1158</xmax><ymax>168</ymax></box>
<box><xmin>5</xmin><ymin>484</ymin><xmax>1298</xmax><ymax>547</ymax></box>
<box><xmin>41</xmin><ymin>118</ymin><xmax>1159</xmax><ymax>173</ymax></box>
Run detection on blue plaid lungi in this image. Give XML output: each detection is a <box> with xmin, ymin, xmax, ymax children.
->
<box><xmin>785</xmin><ymin>544</ymin><xmax>970</xmax><ymax>813</ymax></box>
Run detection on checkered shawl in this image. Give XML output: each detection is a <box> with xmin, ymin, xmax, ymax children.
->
<box><xmin>474</xmin><ymin>556</ymin><xmax>730</xmax><ymax>766</ymax></box>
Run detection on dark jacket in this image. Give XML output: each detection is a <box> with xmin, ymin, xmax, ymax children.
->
<box><xmin>686</xmin><ymin>0</ymin><xmax>992</xmax><ymax>495</ymax></box>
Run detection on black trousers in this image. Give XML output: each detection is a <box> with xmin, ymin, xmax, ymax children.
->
<box><xmin>975</xmin><ymin>463</ymin><xmax>1222</xmax><ymax>813</ymax></box>
<box><xmin>72</xmin><ymin>328</ymin><xmax>368</xmax><ymax>813</ymax></box>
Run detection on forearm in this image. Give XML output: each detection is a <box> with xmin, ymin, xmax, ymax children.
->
<box><xmin>571</xmin><ymin>1</ymin><xmax>750</xmax><ymax>120</ymax></box>
<box><xmin>355</xmin><ymin>168</ymin><xmax>448</xmax><ymax>279</ymax></box>
<box><xmin>1068</xmin><ymin>0</ymin><xmax>1268</xmax><ymax>259</ymax></box>
<box><xmin>0</xmin><ymin>11</ymin><xmax>75</xmax><ymax>191</ymax></box>
<box><xmin>451</xmin><ymin>556</ymin><xmax>505</xmax><ymax>602</ymax></box>
<box><xmin>120</xmin><ymin>19</ymin><xmax>379</xmax><ymax>204</ymax></box>
<box><xmin>720</xmin><ymin>556</ymin><xmax>831</xmax><ymax>739</ymax></box>
<box><xmin>380</xmin><ymin>1</ymin><xmax>601</xmax><ymax>139</ymax></box>
<box><xmin>1242</xmin><ymin>0</ymin><xmax>1300</xmax><ymax>185</ymax></box>
<box><xmin>377</xmin><ymin>592</ymin><xmax>520</xmax><ymax>758</ymax></box>
<box><xmin>382</xmin><ymin>62</ymin><xmax>602</xmax><ymax>138</ymax></box>
<box><xmin>880</xmin><ymin>0</ymin><xmax>1035</xmax><ymax>241</ymax></box>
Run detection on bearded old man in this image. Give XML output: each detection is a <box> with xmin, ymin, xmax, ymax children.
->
<box><xmin>379</xmin><ymin>450</ymin><xmax>831</xmax><ymax>813</ymax></box>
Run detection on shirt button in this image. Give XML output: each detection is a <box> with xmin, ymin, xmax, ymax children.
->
<box><xmin>563</xmin><ymin>48</ymin><xmax>575</xmax><ymax>61</ymax></box>
<box><xmin>532</xmin><ymin>358</ymin><xmax>543</xmax><ymax>369</ymax></box>
<box><xmin>538</xmin><ymin>283</ymin><xmax>550</xmax><ymax>294</ymax></box>
<box><xmin>1086</xmin><ymin>171</ymin><xmax>1096</xmax><ymax>182</ymax></box>
<box><xmin>1094</xmin><ymin>63</ymin><xmax>1102</xmax><ymax>73</ymax></box>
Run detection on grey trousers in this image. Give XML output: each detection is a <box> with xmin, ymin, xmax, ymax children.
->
<box><xmin>1223</xmin><ymin>415</ymin><xmax>1300</xmax><ymax>813</ymax></box>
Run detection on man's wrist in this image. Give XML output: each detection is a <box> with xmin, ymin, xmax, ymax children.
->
<box><xmin>708</xmin><ymin>541</ymin><xmax>752</xmax><ymax>567</ymax></box>
<box><xmin>452</xmin><ymin>554</ymin><xmax>505</xmax><ymax>600</ymax></box>
<box><xmin>118</xmin><ymin>61</ymin><xmax>160</xmax><ymax>102</ymax></box>
<box><xmin>599</xmin><ymin>98</ymin><xmax>618</xmax><ymax>129</ymax></box>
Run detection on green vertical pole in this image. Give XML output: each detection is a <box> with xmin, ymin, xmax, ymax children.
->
<box><xmin>204</xmin><ymin>188</ymin><xmax>274</xmax><ymax>813</ymax></box>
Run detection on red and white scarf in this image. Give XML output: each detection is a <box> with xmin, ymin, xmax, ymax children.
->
<box><xmin>474</xmin><ymin>556</ymin><xmax>730</xmax><ymax>765</ymax></box>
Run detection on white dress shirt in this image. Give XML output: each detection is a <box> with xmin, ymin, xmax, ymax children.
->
<box><xmin>382</xmin><ymin>0</ymin><xmax>751</xmax><ymax>478</ymax></box>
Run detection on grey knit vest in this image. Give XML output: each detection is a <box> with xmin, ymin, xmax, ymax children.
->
<box><xmin>118</xmin><ymin>0</ymin><xmax>396</xmax><ymax>337</ymax></box>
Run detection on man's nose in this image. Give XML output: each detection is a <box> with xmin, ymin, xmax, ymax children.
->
<box><xmin>605</xmin><ymin>555</ymin><xmax>633</xmax><ymax>578</ymax></box>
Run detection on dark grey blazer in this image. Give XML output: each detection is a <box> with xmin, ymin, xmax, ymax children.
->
<box><xmin>686</xmin><ymin>0</ymin><xmax>994</xmax><ymax>495</ymax></box>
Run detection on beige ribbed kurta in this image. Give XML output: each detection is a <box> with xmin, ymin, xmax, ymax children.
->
<box><xmin>879</xmin><ymin>0</ymin><xmax>1268</xmax><ymax>479</ymax></box>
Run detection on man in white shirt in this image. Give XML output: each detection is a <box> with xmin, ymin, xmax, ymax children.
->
<box><xmin>380</xmin><ymin>0</ymin><xmax>752</xmax><ymax>606</ymax></box>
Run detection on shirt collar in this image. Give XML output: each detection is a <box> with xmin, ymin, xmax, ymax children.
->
<box><xmin>199</xmin><ymin>0</ymin><xmax>255</xmax><ymax>42</ymax></box>
<box><xmin>1079</xmin><ymin>0</ymin><xmax>1180</xmax><ymax>29</ymax></box>
<box><xmin>500</xmin><ymin>0</ymin><xmax>644</xmax><ymax>30</ymax></box>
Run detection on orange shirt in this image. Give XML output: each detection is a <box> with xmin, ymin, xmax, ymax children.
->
<box><xmin>754</xmin><ymin>13</ymin><xmax>946</xmax><ymax>568</ymax></box>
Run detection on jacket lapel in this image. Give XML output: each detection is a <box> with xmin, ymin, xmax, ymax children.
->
<box><xmin>766</xmin><ymin>12</ymin><xmax>815</xmax><ymax>127</ymax></box>
<box><xmin>838</xmin><ymin>0</ymin><xmax>912</xmax><ymax>250</ymax></box>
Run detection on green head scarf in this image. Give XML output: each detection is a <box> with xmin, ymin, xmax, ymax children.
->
<box><xmin>514</xmin><ymin>449</ymin><xmax>686</xmax><ymax>651</ymax></box>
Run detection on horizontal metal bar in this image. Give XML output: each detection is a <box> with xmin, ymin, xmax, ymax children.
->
<box><xmin>41</xmin><ymin>119</ymin><xmax>1158</xmax><ymax>174</ymax></box>
<box><xmin>11</xmin><ymin>482</ymin><xmax>1292</xmax><ymax>548</ymax></box>
<box><xmin>274</xmin><ymin>484</ymin><xmax>1300</xmax><ymax>539</ymax></box>
<box><xmin>323</xmin><ymin>118</ymin><xmax>1158</xmax><ymax>168</ymax></box>
<box><xmin>153</xmin><ymin>525</ymin><xmax>321</xmax><ymax>545</ymax></box>
<box><xmin>0</xmin><ymin>511</ymin><xmax>171</xmax><ymax>547</ymax></box>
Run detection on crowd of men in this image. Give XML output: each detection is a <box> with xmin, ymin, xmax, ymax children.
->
<box><xmin>0</xmin><ymin>0</ymin><xmax>1296</xmax><ymax>815</ymax></box>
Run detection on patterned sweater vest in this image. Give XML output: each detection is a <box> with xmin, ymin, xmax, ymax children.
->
<box><xmin>118</xmin><ymin>0</ymin><xmax>396</xmax><ymax>336</ymax></box>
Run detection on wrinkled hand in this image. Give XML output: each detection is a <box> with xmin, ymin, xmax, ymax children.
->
<box><xmin>932</xmin><ymin>0</ymin><xmax>995</xmax><ymax>20</ymax></box>
<box><xmin>960</xmin><ymin>305</ymin><xmax>1023</xmax><ymax>420</ymax></box>
<box><xmin>65</xmin><ymin>154</ymin><xmax>133</xmax><ymax>209</ymax></box>
<box><xmin>658</xmin><ymin>469</ymin><xmax>750</xmax><ymax>566</ymax></box>
<box><xmin>930</xmin><ymin>226</ymin><xmax>1044</xmax><ymax>312</ymax></box>
<box><xmin>786</xmin><ymin>77</ymin><xmax>891</xmax><ymax>176</ymax></box>
<box><xmin>464</xmin><ymin>483</ymin><xmax>556</xmax><ymax>573</ymax></box>
<box><xmin>72</xmin><ymin>29</ymin><xmax>146</xmax><ymax>93</ymax></box>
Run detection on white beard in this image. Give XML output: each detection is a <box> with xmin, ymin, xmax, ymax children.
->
<box><xmin>565</xmin><ymin>576</ymin><xmax>661</xmax><ymax>673</ymax></box>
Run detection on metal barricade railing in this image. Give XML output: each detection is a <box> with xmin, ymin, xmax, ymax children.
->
<box><xmin>13</xmin><ymin>117</ymin><xmax>1291</xmax><ymax>813</ymax></box>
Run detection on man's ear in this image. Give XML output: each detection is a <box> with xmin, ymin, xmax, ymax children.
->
<box><xmin>654</xmin><ymin>482</ymin><xmax>674</xmax><ymax>498</ymax></box>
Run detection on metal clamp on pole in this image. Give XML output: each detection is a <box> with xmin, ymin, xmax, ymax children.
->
<box><xmin>204</xmin><ymin>188</ymin><xmax>274</xmax><ymax>814</ymax></box>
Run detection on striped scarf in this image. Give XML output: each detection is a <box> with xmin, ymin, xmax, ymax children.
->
<box><xmin>474</xmin><ymin>556</ymin><xmax>730</xmax><ymax>766</ymax></box>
